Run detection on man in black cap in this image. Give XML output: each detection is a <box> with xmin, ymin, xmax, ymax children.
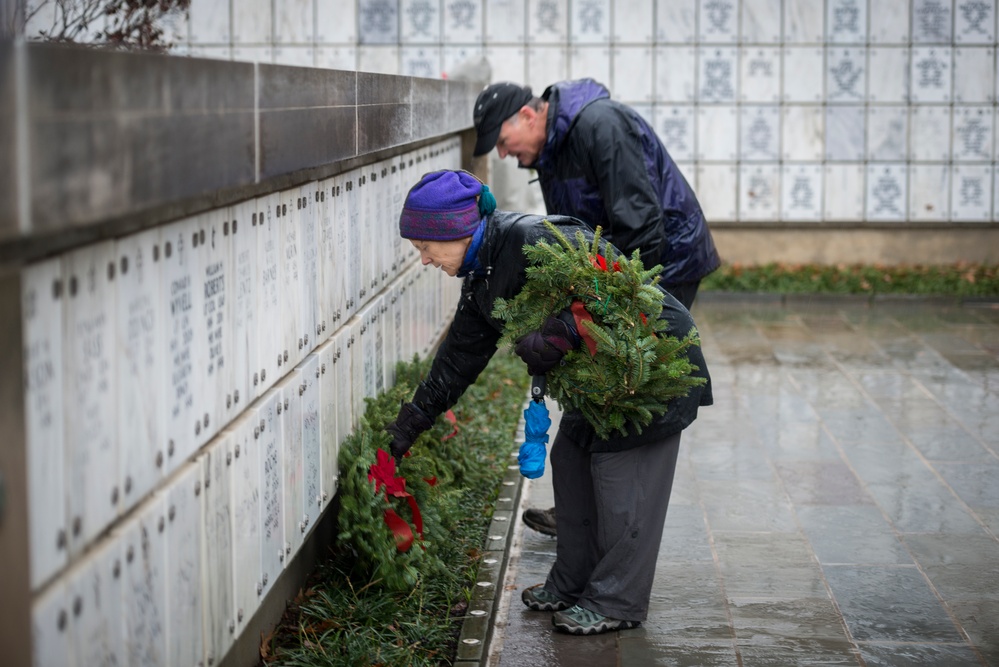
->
<box><xmin>474</xmin><ymin>78</ymin><xmax>721</xmax><ymax>538</ymax></box>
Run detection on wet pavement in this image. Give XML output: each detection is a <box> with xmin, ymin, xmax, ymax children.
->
<box><xmin>485</xmin><ymin>296</ymin><xmax>999</xmax><ymax>667</ymax></box>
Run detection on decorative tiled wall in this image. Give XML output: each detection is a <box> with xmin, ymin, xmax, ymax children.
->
<box><xmin>103</xmin><ymin>0</ymin><xmax>999</xmax><ymax>224</ymax></box>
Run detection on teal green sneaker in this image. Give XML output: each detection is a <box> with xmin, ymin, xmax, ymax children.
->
<box><xmin>552</xmin><ymin>605</ymin><xmax>640</xmax><ymax>635</ymax></box>
<box><xmin>521</xmin><ymin>584</ymin><xmax>571</xmax><ymax>611</ymax></box>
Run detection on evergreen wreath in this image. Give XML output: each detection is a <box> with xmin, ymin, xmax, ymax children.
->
<box><xmin>493</xmin><ymin>221</ymin><xmax>706</xmax><ymax>440</ymax></box>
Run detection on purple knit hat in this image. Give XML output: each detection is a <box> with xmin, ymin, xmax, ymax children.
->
<box><xmin>399</xmin><ymin>170</ymin><xmax>483</xmax><ymax>241</ymax></box>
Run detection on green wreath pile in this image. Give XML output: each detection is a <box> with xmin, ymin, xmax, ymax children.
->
<box><xmin>492</xmin><ymin>221</ymin><xmax>706</xmax><ymax>440</ymax></box>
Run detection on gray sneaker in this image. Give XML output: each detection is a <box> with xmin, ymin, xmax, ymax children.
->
<box><xmin>521</xmin><ymin>584</ymin><xmax>571</xmax><ymax>611</ymax></box>
<box><xmin>522</xmin><ymin>506</ymin><xmax>557</xmax><ymax>537</ymax></box>
<box><xmin>552</xmin><ymin>605</ymin><xmax>640</xmax><ymax>635</ymax></box>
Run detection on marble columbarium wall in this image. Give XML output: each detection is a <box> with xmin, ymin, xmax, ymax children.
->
<box><xmin>0</xmin><ymin>39</ymin><xmax>477</xmax><ymax>667</ymax></box>
<box><xmin>85</xmin><ymin>0</ymin><xmax>999</xmax><ymax>260</ymax></box>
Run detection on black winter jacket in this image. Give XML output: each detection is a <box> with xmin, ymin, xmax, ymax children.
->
<box><xmin>534</xmin><ymin>79</ymin><xmax>721</xmax><ymax>286</ymax></box>
<box><xmin>411</xmin><ymin>211</ymin><xmax>713</xmax><ymax>453</ymax></box>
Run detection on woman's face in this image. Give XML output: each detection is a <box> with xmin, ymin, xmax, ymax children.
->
<box><xmin>410</xmin><ymin>237</ymin><xmax>472</xmax><ymax>276</ymax></box>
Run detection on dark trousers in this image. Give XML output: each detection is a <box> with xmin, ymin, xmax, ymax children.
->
<box><xmin>544</xmin><ymin>430</ymin><xmax>682</xmax><ymax>621</ymax></box>
<box><xmin>664</xmin><ymin>280</ymin><xmax>700</xmax><ymax>310</ymax></box>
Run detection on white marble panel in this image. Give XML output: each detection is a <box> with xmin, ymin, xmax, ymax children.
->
<box><xmin>782</xmin><ymin>47</ymin><xmax>824</xmax><ymax>103</ymax></box>
<box><xmin>300</xmin><ymin>183</ymin><xmax>320</xmax><ymax>354</ymax></box>
<box><xmin>866</xmin><ymin>164</ymin><xmax>909</xmax><ymax>220</ymax></box>
<box><xmin>656</xmin><ymin>0</ymin><xmax>696</xmax><ymax>42</ymax></box>
<box><xmin>332</xmin><ymin>328</ymin><xmax>353</xmax><ymax>442</ymax></box>
<box><xmin>953</xmin><ymin>107</ymin><xmax>993</xmax><ymax>161</ymax></box>
<box><xmin>358</xmin><ymin>46</ymin><xmax>401</xmax><ymax>74</ymax></box>
<box><xmin>279</xmin><ymin>372</ymin><xmax>304</xmax><ymax>558</ymax></box>
<box><xmin>443</xmin><ymin>44</ymin><xmax>483</xmax><ymax>75</ymax></box>
<box><xmin>955</xmin><ymin>0</ymin><xmax>995</xmax><ymax>43</ymax></box>
<box><xmin>867</xmin><ymin>106</ymin><xmax>909</xmax><ymax>161</ymax></box>
<box><xmin>343</xmin><ymin>170</ymin><xmax>364</xmax><ymax>316</ymax></box>
<box><xmin>784</xmin><ymin>0</ymin><xmax>824</xmax><ymax>43</ymax></box>
<box><xmin>161</xmin><ymin>218</ymin><xmax>208</xmax><ymax>473</ymax></box>
<box><xmin>165</xmin><ymin>462</ymin><xmax>204</xmax><ymax>667</ymax></box>
<box><xmin>741</xmin><ymin>0</ymin><xmax>780</xmax><ymax>43</ymax></box>
<box><xmin>444</xmin><ymin>0</ymin><xmax>483</xmax><ymax>42</ymax></box>
<box><xmin>910</xmin><ymin>105</ymin><xmax>952</xmax><ymax>161</ymax></box>
<box><xmin>824</xmin><ymin>164</ymin><xmax>866</xmax><ymax>220</ymax></box>
<box><xmin>330</xmin><ymin>173</ymin><xmax>352</xmax><ymax>326</ymax></box>
<box><xmin>190</xmin><ymin>45</ymin><xmax>234</xmax><ymax>61</ymax></box>
<box><xmin>740</xmin><ymin>48</ymin><xmax>780</xmax><ymax>103</ymax></box>
<box><xmin>231</xmin><ymin>46</ymin><xmax>274</xmax><ymax>64</ymax></box>
<box><xmin>782</xmin><ymin>106</ymin><xmax>824</xmax><ymax>161</ymax></box>
<box><xmin>613</xmin><ymin>47</ymin><xmax>654</xmax><ymax>103</ymax></box>
<box><xmin>358</xmin><ymin>169</ymin><xmax>377</xmax><ymax>305</ymax></box>
<box><xmin>951</xmin><ymin>165</ymin><xmax>993</xmax><ymax>220</ymax></box>
<box><xmin>483</xmin><ymin>46</ymin><xmax>527</xmax><ymax>85</ymax></box>
<box><xmin>570</xmin><ymin>46</ymin><xmax>611</xmax><ymax>84</ymax></box>
<box><xmin>201</xmin><ymin>210</ymin><xmax>230</xmax><ymax>436</ymax></box>
<box><xmin>401</xmin><ymin>0</ymin><xmax>441</xmax><ymax>44</ymax></box>
<box><xmin>911</xmin><ymin>47</ymin><xmax>952</xmax><ymax>102</ymax></box>
<box><xmin>301</xmin><ymin>354</ymin><xmax>322</xmax><ymax>534</ymax></box>
<box><xmin>347</xmin><ymin>316</ymin><xmax>365</xmax><ymax>427</ymax></box>
<box><xmin>696</xmin><ymin>164</ymin><xmax>738</xmax><ymax>220</ymax></box>
<box><xmin>698</xmin><ymin>0</ymin><xmax>737</xmax><ymax>42</ymax></box>
<box><xmin>32</xmin><ymin>581</ymin><xmax>72</xmax><ymax>667</ymax></box>
<box><xmin>116</xmin><ymin>228</ymin><xmax>162</xmax><ymax>518</ymax></box>
<box><xmin>315</xmin><ymin>46</ymin><xmax>356</xmax><ymax>70</ymax></box>
<box><xmin>359</xmin><ymin>0</ymin><xmax>399</xmax><ymax>43</ymax></box>
<box><xmin>120</xmin><ymin>496</ymin><xmax>168</xmax><ymax>666</ymax></box>
<box><xmin>697</xmin><ymin>106</ymin><xmax>737</xmax><ymax>160</ymax></box>
<box><xmin>231</xmin><ymin>199</ymin><xmax>258</xmax><ymax>406</ymax></box>
<box><xmin>827</xmin><ymin>0</ymin><xmax>866</xmax><ymax>43</ymax></box>
<box><xmin>485</xmin><ymin>0</ymin><xmax>527</xmax><ymax>42</ymax></box>
<box><xmin>200</xmin><ymin>437</ymin><xmax>234</xmax><ymax>667</ymax></box>
<box><xmin>909</xmin><ymin>164</ymin><xmax>951</xmax><ymax>220</ymax></box>
<box><xmin>273</xmin><ymin>46</ymin><xmax>315</xmax><ymax>67</ymax></box>
<box><xmin>827</xmin><ymin>47</ymin><xmax>867</xmax><ymax>104</ymax></box>
<box><xmin>317</xmin><ymin>341</ymin><xmax>338</xmax><ymax>508</ymax></box>
<box><xmin>390</xmin><ymin>158</ymin><xmax>409</xmax><ymax>272</ymax></box>
<box><xmin>63</xmin><ymin>241</ymin><xmax>117</xmax><ymax>555</ymax></box>
<box><xmin>698</xmin><ymin>47</ymin><xmax>737</xmax><ymax>103</ymax></box>
<box><xmin>22</xmin><ymin>259</ymin><xmax>67</xmax><ymax>590</ymax></box>
<box><xmin>740</xmin><ymin>106</ymin><xmax>780</xmax><ymax>162</ymax></box>
<box><xmin>315</xmin><ymin>179</ymin><xmax>334</xmax><ymax>342</ymax></box>
<box><xmin>67</xmin><ymin>538</ymin><xmax>123</xmax><ymax>666</ymax></box>
<box><xmin>277</xmin><ymin>188</ymin><xmax>302</xmax><ymax>370</ymax></box>
<box><xmin>870</xmin><ymin>0</ymin><xmax>911</xmax><ymax>43</ymax></box>
<box><xmin>526</xmin><ymin>45</ymin><xmax>567</xmax><ymax>93</ymax></box>
<box><xmin>228</xmin><ymin>416</ymin><xmax>261</xmax><ymax>633</ymax></box>
<box><xmin>655</xmin><ymin>47</ymin><xmax>696</xmax><ymax>102</ymax></box>
<box><xmin>317</xmin><ymin>0</ymin><xmax>358</xmax><ymax>43</ymax></box>
<box><xmin>825</xmin><ymin>106</ymin><xmax>866</xmax><ymax>161</ymax></box>
<box><xmin>233</xmin><ymin>0</ymin><xmax>271</xmax><ymax>43</ymax></box>
<box><xmin>954</xmin><ymin>47</ymin><xmax>995</xmax><ymax>103</ymax></box>
<box><xmin>257</xmin><ymin>195</ymin><xmax>282</xmax><ymax>396</ymax></box>
<box><xmin>258</xmin><ymin>390</ymin><xmax>285</xmax><ymax>595</ymax></box>
<box><xmin>571</xmin><ymin>0</ymin><xmax>610</xmax><ymax>43</ymax></box>
<box><xmin>384</xmin><ymin>284</ymin><xmax>400</xmax><ymax>388</ymax></box>
<box><xmin>189</xmin><ymin>0</ymin><xmax>230</xmax><ymax>43</ymax></box>
<box><xmin>739</xmin><ymin>165</ymin><xmax>780</xmax><ymax>221</ymax></box>
<box><xmin>402</xmin><ymin>46</ymin><xmax>442</xmax><ymax>77</ymax></box>
<box><xmin>676</xmin><ymin>162</ymin><xmax>697</xmax><ymax>191</ymax></box>
<box><xmin>781</xmin><ymin>165</ymin><xmax>823</xmax><ymax>222</ymax></box>
<box><xmin>275</xmin><ymin>0</ymin><xmax>313</xmax><ymax>44</ymax></box>
<box><xmin>528</xmin><ymin>0</ymin><xmax>567</xmax><ymax>43</ymax></box>
<box><xmin>358</xmin><ymin>302</ymin><xmax>380</xmax><ymax>402</ymax></box>
<box><xmin>614</xmin><ymin>0</ymin><xmax>653</xmax><ymax>42</ymax></box>
<box><xmin>654</xmin><ymin>106</ymin><xmax>695</xmax><ymax>162</ymax></box>
<box><xmin>160</xmin><ymin>7</ymin><xmax>190</xmax><ymax>48</ymax></box>
<box><xmin>913</xmin><ymin>0</ymin><xmax>952</xmax><ymax>43</ymax></box>
<box><xmin>868</xmin><ymin>47</ymin><xmax>910</xmax><ymax>104</ymax></box>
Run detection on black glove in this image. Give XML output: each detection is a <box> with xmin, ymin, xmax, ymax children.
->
<box><xmin>514</xmin><ymin>311</ymin><xmax>580</xmax><ymax>376</ymax></box>
<box><xmin>386</xmin><ymin>402</ymin><xmax>433</xmax><ymax>465</ymax></box>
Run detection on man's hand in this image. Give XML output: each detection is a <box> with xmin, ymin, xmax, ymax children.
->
<box><xmin>385</xmin><ymin>402</ymin><xmax>433</xmax><ymax>465</ymax></box>
<box><xmin>514</xmin><ymin>312</ymin><xmax>580</xmax><ymax>376</ymax></box>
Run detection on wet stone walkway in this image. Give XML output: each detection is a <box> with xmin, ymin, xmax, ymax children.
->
<box><xmin>485</xmin><ymin>296</ymin><xmax>999</xmax><ymax>667</ymax></box>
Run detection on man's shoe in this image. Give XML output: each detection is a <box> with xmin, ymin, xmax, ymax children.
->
<box><xmin>552</xmin><ymin>605</ymin><xmax>640</xmax><ymax>635</ymax></box>
<box><xmin>521</xmin><ymin>584</ymin><xmax>571</xmax><ymax>611</ymax></box>
<box><xmin>522</xmin><ymin>506</ymin><xmax>557</xmax><ymax>537</ymax></box>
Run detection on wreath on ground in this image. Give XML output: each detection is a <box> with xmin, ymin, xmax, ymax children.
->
<box><xmin>492</xmin><ymin>221</ymin><xmax>706</xmax><ymax>440</ymax></box>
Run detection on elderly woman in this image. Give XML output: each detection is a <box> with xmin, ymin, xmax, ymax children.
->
<box><xmin>385</xmin><ymin>169</ymin><xmax>712</xmax><ymax>635</ymax></box>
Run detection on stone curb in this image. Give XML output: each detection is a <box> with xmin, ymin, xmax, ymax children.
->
<box><xmin>453</xmin><ymin>397</ymin><xmax>530</xmax><ymax>667</ymax></box>
<box><xmin>698</xmin><ymin>290</ymin><xmax>999</xmax><ymax>307</ymax></box>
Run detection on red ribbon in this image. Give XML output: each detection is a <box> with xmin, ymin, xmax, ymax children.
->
<box><xmin>369</xmin><ymin>448</ymin><xmax>424</xmax><ymax>552</ymax></box>
<box><xmin>570</xmin><ymin>300</ymin><xmax>599</xmax><ymax>357</ymax></box>
<box><xmin>441</xmin><ymin>409</ymin><xmax>459</xmax><ymax>441</ymax></box>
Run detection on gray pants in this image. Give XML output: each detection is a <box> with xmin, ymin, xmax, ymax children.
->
<box><xmin>544</xmin><ymin>429</ymin><xmax>682</xmax><ymax>622</ymax></box>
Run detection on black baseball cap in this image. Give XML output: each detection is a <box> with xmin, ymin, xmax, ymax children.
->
<box><xmin>472</xmin><ymin>82</ymin><xmax>534</xmax><ymax>157</ymax></box>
